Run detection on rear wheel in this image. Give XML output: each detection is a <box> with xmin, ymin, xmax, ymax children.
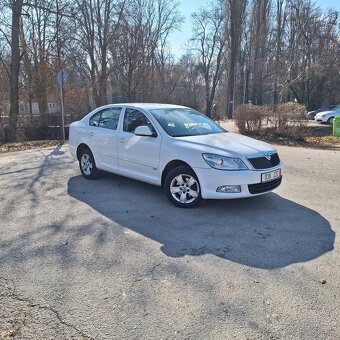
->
<box><xmin>79</xmin><ymin>148</ymin><xmax>100</xmax><ymax>179</ymax></box>
<box><xmin>164</xmin><ymin>166</ymin><xmax>202</xmax><ymax>208</ymax></box>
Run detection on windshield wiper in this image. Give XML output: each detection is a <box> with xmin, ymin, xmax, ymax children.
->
<box><xmin>173</xmin><ymin>131</ymin><xmax>226</xmax><ymax>137</ymax></box>
<box><xmin>172</xmin><ymin>134</ymin><xmax>193</xmax><ymax>137</ymax></box>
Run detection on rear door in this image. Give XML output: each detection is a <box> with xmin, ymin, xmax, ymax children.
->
<box><xmin>117</xmin><ymin>108</ymin><xmax>161</xmax><ymax>183</ymax></box>
<box><xmin>86</xmin><ymin>107</ymin><xmax>122</xmax><ymax>171</ymax></box>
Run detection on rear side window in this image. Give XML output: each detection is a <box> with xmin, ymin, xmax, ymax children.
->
<box><xmin>89</xmin><ymin>112</ymin><xmax>101</xmax><ymax>127</ymax></box>
<box><xmin>89</xmin><ymin>107</ymin><xmax>122</xmax><ymax>130</ymax></box>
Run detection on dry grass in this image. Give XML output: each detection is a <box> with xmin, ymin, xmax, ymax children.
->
<box><xmin>0</xmin><ymin>140</ymin><xmax>62</xmax><ymax>153</ymax></box>
<box><xmin>305</xmin><ymin>136</ymin><xmax>340</xmax><ymax>146</ymax></box>
<box><xmin>243</xmin><ymin>125</ymin><xmax>340</xmax><ymax>149</ymax></box>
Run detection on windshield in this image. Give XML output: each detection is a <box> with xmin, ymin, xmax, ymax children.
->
<box><xmin>149</xmin><ymin>108</ymin><xmax>226</xmax><ymax>137</ymax></box>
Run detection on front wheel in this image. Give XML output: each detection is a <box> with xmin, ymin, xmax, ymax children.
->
<box><xmin>79</xmin><ymin>148</ymin><xmax>100</xmax><ymax>179</ymax></box>
<box><xmin>164</xmin><ymin>166</ymin><xmax>202</xmax><ymax>208</ymax></box>
<box><xmin>327</xmin><ymin>117</ymin><xmax>334</xmax><ymax>125</ymax></box>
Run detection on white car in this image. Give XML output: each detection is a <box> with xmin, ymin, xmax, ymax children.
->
<box><xmin>69</xmin><ymin>103</ymin><xmax>282</xmax><ymax>207</ymax></box>
<box><xmin>314</xmin><ymin>107</ymin><xmax>340</xmax><ymax>124</ymax></box>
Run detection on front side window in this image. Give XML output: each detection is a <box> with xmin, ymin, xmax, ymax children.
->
<box><xmin>89</xmin><ymin>107</ymin><xmax>122</xmax><ymax>130</ymax></box>
<box><xmin>123</xmin><ymin>108</ymin><xmax>155</xmax><ymax>133</ymax></box>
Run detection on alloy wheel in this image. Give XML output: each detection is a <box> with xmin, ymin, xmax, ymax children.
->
<box><xmin>170</xmin><ymin>174</ymin><xmax>200</xmax><ymax>204</ymax></box>
<box><xmin>81</xmin><ymin>153</ymin><xmax>93</xmax><ymax>176</ymax></box>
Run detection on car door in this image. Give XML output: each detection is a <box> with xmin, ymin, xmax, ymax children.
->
<box><xmin>117</xmin><ymin>107</ymin><xmax>161</xmax><ymax>183</ymax></box>
<box><xmin>86</xmin><ymin>107</ymin><xmax>122</xmax><ymax>171</ymax></box>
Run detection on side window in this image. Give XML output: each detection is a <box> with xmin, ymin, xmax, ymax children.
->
<box><xmin>98</xmin><ymin>108</ymin><xmax>121</xmax><ymax>130</ymax></box>
<box><xmin>123</xmin><ymin>108</ymin><xmax>155</xmax><ymax>133</ymax></box>
<box><xmin>89</xmin><ymin>112</ymin><xmax>101</xmax><ymax>127</ymax></box>
<box><xmin>89</xmin><ymin>108</ymin><xmax>121</xmax><ymax>130</ymax></box>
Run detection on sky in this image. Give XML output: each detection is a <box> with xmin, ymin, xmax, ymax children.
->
<box><xmin>169</xmin><ymin>0</ymin><xmax>340</xmax><ymax>59</ymax></box>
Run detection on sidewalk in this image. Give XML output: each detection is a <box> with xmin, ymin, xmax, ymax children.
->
<box><xmin>220</xmin><ymin>119</ymin><xmax>239</xmax><ymax>133</ymax></box>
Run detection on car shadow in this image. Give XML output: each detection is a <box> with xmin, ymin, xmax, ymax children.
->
<box><xmin>67</xmin><ymin>173</ymin><xmax>335</xmax><ymax>269</ymax></box>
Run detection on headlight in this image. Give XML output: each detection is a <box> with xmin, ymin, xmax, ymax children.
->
<box><xmin>202</xmin><ymin>153</ymin><xmax>248</xmax><ymax>170</ymax></box>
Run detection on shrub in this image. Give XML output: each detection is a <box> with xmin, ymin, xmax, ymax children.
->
<box><xmin>234</xmin><ymin>105</ymin><xmax>269</xmax><ymax>133</ymax></box>
<box><xmin>234</xmin><ymin>102</ymin><xmax>308</xmax><ymax>136</ymax></box>
<box><xmin>271</xmin><ymin>102</ymin><xmax>307</xmax><ymax>132</ymax></box>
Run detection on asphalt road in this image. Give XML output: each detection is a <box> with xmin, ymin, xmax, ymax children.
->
<box><xmin>0</xmin><ymin>143</ymin><xmax>339</xmax><ymax>339</ymax></box>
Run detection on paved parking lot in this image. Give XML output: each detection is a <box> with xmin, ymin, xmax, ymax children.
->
<box><xmin>0</xmin><ymin>144</ymin><xmax>339</xmax><ymax>339</ymax></box>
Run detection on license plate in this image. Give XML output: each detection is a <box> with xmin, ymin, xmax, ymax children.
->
<box><xmin>261</xmin><ymin>169</ymin><xmax>281</xmax><ymax>183</ymax></box>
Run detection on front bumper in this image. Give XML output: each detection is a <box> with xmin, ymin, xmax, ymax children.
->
<box><xmin>193</xmin><ymin>164</ymin><xmax>282</xmax><ymax>199</ymax></box>
<box><xmin>315</xmin><ymin>116</ymin><xmax>328</xmax><ymax>123</ymax></box>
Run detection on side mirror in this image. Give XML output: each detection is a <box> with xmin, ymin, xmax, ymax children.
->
<box><xmin>134</xmin><ymin>125</ymin><xmax>156</xmax><ymax>137</ymax></box>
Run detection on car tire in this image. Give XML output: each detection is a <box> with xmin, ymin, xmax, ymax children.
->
<box><xmin>327</xmin><ymin>117</ymin><xmax>334</xmax><ymax>125</ymax></box>
<box><xmin>164</xmin><ymin>166</ymin><xmax>202</xmax><ymax>208</ymax></box>
<box><xmin>79</xmin><ymin>148</ymin><xmax>100</xmax><ymax>179</ymax></box>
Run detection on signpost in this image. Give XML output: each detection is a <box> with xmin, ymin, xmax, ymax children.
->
<box><xmin>57</xmin><ymin>69</ymin><xmax>68</xmax><ymax>142</ymax></box>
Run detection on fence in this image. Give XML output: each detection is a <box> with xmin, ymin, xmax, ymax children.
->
<box><xmin>0</xmin><ymin>111</ymin><xmax>84</xmax><ymax>143</ymax></box>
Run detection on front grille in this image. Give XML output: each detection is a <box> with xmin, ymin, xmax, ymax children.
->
<box><xmin>248</xmin><ymin>177</ymin><xmax>282</xmax><ymax>194</ymax></box>
<box><xmin>248</xmin><ymin>153</ymin><xmax>280</xmax><ymax>169</ymax></box>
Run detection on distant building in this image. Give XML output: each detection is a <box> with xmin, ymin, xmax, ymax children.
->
<box><xmin>18</xmin><ymin>95</ymin><xmax>60</xmax><ymax>114</ymax></box>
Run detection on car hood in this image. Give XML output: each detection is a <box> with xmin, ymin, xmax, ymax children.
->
<box><xmin>174</xmin><ymin>132</ymin><xmax>276</xmax><ymax>157</ymax></box>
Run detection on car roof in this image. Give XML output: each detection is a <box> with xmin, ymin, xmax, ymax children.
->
<box><xmin>111</xmin><ymin>103</ymin><xmax>188</xmax><ymax>110</ymax></box>
<box><xmin>83</xmin><ymin>103</ymin><xmax>192</xmax><ymax>121</ymax></box>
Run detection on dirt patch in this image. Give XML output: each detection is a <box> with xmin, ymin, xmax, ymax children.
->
<box><xmin>239</xmin><ymin>125</ymin><xmax>340</xmax><ymax>149</ymax></box>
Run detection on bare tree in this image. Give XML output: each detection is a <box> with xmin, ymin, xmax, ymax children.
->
<box><xmin>284</xmin><ymin>0</ymin><xmax>340</xmax><ymax>109</ymax></box>
<box><xmin>5</xmin><ymin>0</ymin><xmax>24</xmax><ymax>140</ymax></box>
<box><xmin>250</xmin><ymin>0</ymin><xmax>271</xmax><ymax>106</ymax></box>
<box><xmin>20</xmin><ymin>0</ymin><xmax>60</xmax><ymax>115</ymax></box>
<box><xmin>72</xmin><ymin>0</ymin><xmax>126</xmax><ymax>107</ymax></box>
<box><xmin>191</xmin><ymin>0</ymin><xmax>228</xmax><ymax>118</ymax></box>
<box><xmin>169</xmin><ymin>53</ymin><xmax>205</xmax><ymax>109</ymax></box>
<box><xmin>225</xmin><ymin>0</ymin><xmax>247</xmax><ymax>118</ymax></box>
<box><xmin>110</xmin><ymin>0</ymin><xmax>182</xmax><ymax>102</ymax></box>
<box><xmin>272</xmin><ymin>0</ymin><xmax>286</xmax><ymax>110</ymax></box>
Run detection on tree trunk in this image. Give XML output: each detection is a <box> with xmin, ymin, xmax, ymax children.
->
<box><xmin>8</xmin><ymin>0</ymin><xmax>23</xmax><ymax>141</ymax></box>
<box><xmin>273</xmin><ymin>0</ymin><xmax>284</xmax><ymax>111</ymax></box>
<box><xmin>227</xmin><ymin>63</ymin><xmax>236</xmax><ymax>119</ymax></box>
<box><xmin>205</xmin><ymin>77</ymin><xmax>212</xmax><ymax>118</ymax></box>
<box><xmin>226</xmin><ymin>0</ymin><xmax>246</xmax><ymax>119</ymax></box>
<box><xmin>35</xmin><ymin>74</ymin><xmax>48</xmax><ymax>114</ymax></box>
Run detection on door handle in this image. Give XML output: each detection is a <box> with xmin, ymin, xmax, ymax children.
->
<box><xmin>119</xmin><ymin>138</ymin><xmax>126</xmax><ymax>143</ymax></box>
<box><xmin>88</xmin><ymin>131</ymin><xmax>94</xmax><ymax>136</ymax></box>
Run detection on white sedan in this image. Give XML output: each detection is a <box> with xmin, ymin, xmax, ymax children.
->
<box><xmin>314</xmin><ymin>107</ymin><xmax>340</xmax><ymax>124</ymax></box>
<box><xmin>69</xmin><ymin>103</ymin><xmax>282</xmax><ymax>207</ymax></box>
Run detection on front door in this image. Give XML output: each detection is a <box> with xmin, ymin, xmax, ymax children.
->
<box><xmin>117</xmin><ymin>108</ymin><xmax>161</xmax><ymax>183</ymax></box>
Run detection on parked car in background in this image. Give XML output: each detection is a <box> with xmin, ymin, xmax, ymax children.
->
<box><xmin>308</xmin><ymin>105</ymin><xmax>339</xmax><ymax>120</ymax></box>
<box><xmin>69</xmin><ymin>104</ymin><xmax>282</xmax><ymax>208</ymax></box>
<box><xmin>308</xmin><ymin>105</ymin><xmax>340</xmax><ymax>120</ymax></box>
<box><xmin>314</xmin><ymin>106</ymin><xmax>340</xmax><ymax>125</ymax></box>
<box><xmin>307</xmin><ymin>105</ymin><xmax>340</xmax><ymax>120</ymax></box>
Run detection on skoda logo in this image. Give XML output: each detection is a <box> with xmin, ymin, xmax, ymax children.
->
<box><xmin>265</xmin><ymin>153</ymin><xmax>272</xmax><ymax>160</ymax></box>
